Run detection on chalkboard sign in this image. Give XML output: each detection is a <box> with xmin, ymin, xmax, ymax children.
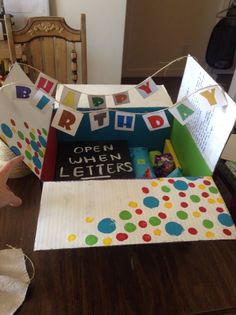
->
<box><xmin>55</xmin><ymin>140</ymin><xmax>135</xmax><ymax>181</ymax></box>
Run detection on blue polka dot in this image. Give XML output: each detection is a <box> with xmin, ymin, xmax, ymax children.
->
<box><xmin>10</xmin><ymin>146</ymin><xmax>21</xmax><ymax>156</ymax></box>
<box><xmin>32</xmin><ymin>156</ymin><xmax>42</xmax><ymax>169</ymax></box>
<box><xmin>165</xmin><ymin>222</ymin><xmax>184</xmax><ymax>236</ymax></box>
<box><xmin>185</xmin><ymin>176</ymin><xmax>201</xmax><ymax>181</ymax></box>
<box><xmin>1</xmin><ymin>124</ymin><xmax>13</xmax><ymax>138</ymax></box>
<box><xmin>31</xmin><ymin>140</ymin><xmax>39</xmax><ymax>152</ymax></box>
<box><xmin>39</xmin><ymin>135</ymin><xmax>47</xmax><ymax>148</ymax></box>
<box><xmin>173</xmin><ymin>180</ymin><xmax>188</xmax><ymax>191</ymax></box>
<box><xmin>218</xmin><ymin>213</ymin><xmax>234</xmax><ymax>227</ymax></box>
<box><xmin>97</xmin><ymin>218</ymin><xmax>116</xmax><ymax>234</ymax></box>
<box><xmin>143</xmin><ymin>196</ymin><xmax>159</xmax><ymax>209</ymax></box>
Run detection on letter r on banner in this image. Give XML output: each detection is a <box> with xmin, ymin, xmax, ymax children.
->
<box><xmin>51</xmin><ymin>105</ymin><xmax>83</xmax><ymax>136</ymax></box>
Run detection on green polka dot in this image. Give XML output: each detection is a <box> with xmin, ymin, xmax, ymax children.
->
<box><xmin>190</xmin><ymin>195</ymin><xmax>201</xmax><ymax>203</ymax></box>
<box><xmin>209</xmin><ymin>186</ymin><xmax>218</xmax><ymax>194</ymax></box>
<box><xmin>124</xmin><ymin>222</ymin><xmax>136</xmax><ymax>233</ymax></box>
<box><xmin>25</xmin><ymin>150</ymin><xmax>32</xmax><ymax>160</ymax></box>
<box><xmin>30</xmin><ymin>132</ymin><xmax>36</xmax><ymax>140</ymax></box>
<box><xmin>119</xmin><ymin>210</ymin><xmax>132</xmax><ymax>220</ymax></box>
<box><xmin>42</xmin><ymin>128</ymin><xmax>48</xmax><ymax>136</ymax></box>
<box><xmin>203</xmin><ymin>219</ymin><xmax>214</xmax><ymax>229</ymax></box>
<box><xmin>17</xmin><ymin>130</ymin><xmax>24</xmax><ymax>140</ymax></box>
<box><xmin>85</xmin><ymin>235</ymin><xmax>98</xmax><ymax>246</ymax></box>
<box><xmin>177</xmin><ymin>210</ymin><xmax>188</xmax><ymax>220</ymax></box>
<box><xmin>161</xmin><ymin>186</ymin><xmax>171</xmax><ymax>193</ymax></box>
<box><xmin>38</xmin><ymin>149</ymin><xmax>44</xmax><ymax>158</ymax></box>
<box><xmin>149</xmin><ymin>216</ymin><xmax>161</xmax><ymax>226</ymax></box>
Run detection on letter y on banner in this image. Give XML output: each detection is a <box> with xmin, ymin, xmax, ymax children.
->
<box><xmin>51</xmin><ymin>105</ymin><xmax>83</xmax><ymax>136</ymax></box>
<box><xmin>136</xmin><ymin>77</ymin><xmax>158</xmax><ymax>98</ymax></box>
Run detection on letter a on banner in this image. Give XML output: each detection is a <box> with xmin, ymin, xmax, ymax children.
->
<box><xmin>89</xmin><ymin>110</ymin><xmax>109</xmax><ymax>131</ymax></box>
<box><xmin>115</xmin><ymin>111</ymin><xmax>135</xmax><ymax>131</ymax></box>
<box><xmin>35</xmin><ymin>73</ymin><xmax>58</xmax><ymax>95</ymax></box>
<box><xmin>136</xmin><ymin>77</ymin><xmax>158</xmax><ymax>98</ymax></box>
<box><xmin>51</xmin><ymin>104</ymin><xmax>83</xmax><ymax>136</ymax></box>
<box><xmin>168</xmin><ymin>100</ymin><xmax>195</xmax><ymax>125</ymax></box>
<box><xmin>60</xmin><ymin>86</ymin><xmax>81</xmax><ymax>109</ymax></box>
<box><xmin>142</xmin><ymin>110</ymin><xmax>170</xmax><ymax>131</ymax></box>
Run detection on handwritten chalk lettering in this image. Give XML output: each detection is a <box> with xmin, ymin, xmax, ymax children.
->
<box><xmin>58</xmin><ymin>162</ymin><xmax>133</xmax><ymax>179</ymax></box>
<box><xmin>55</xmin><ymin>140</ymin><xmax>135</xmax><ymax>181</ymax></box>
<box><xmin>74</xmin><ymin>144</ymin><xmax>114</xmax><ymax>154</ymax></box>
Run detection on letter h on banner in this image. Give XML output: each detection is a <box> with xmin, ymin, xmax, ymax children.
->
<box><xmin>115</xmin><ymin>111</ymin><xmax>135</xmax><ymax>131</ymax></box>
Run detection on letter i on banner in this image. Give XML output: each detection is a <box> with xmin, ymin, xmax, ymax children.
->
<box><xmin>142</xmin><ymin>110</ymin><xmax>170</xmax><ymax>131</ymax></box>
<box><xmin>30</xmin><ymin>89</ymin><xmax>54</xmax><ymax>112</ymax></box>
<box><xmin>51</xmin><ymin>104</ymin><xmax>83</xmax><ymax>136</ymax></box>
<box><xmin>136</xmin><ymin>77</ymin><xmax>158</xmax><ymax>98</ymax></box>
<box><xmin>88</xmin><ymin>95</ymin><xmax>106</xmax><ymax>109</ymax></box>
<box><xmin>59</xmin><ymin>86</ymin><xmax>81</xmax><ymax>109</ymax></box>
<box><xmin>115</xmin><ymin>111</ymin><xmax>135</xmax><ymax>131</ymax></box>
<box><xmin>113</xmin><ymin>91</ymin><xmax>130</xmax><ymax>105</ymax></box>
<box><xmin>168</xmin><ymin>99</ymin><xmax>195</xmax><ymax>125</ymax></box>
<box><xmin>35</xmin><ymin>73</ymin><xmax>58</xmax><ymax>96</ymax></box>
<box><xmin>89</xmin><ymin>110</ymin><xmax>109</xmax><ymax>131</ymax></box>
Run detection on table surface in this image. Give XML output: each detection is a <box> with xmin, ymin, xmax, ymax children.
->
<box><xmin>1</xmin><ymin>174</ymin><xmax>236</xmax><ymax>315</ymax></box>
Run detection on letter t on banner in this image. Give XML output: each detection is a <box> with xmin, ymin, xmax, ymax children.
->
<box><xmin>115</xmin><ymin>111</ymin><xmax>135</xmax><ymax>131</ymax></box>
<box><xmin>142</xmin><ymin>110</ymin><xmax>170</xmax><ymax>131</ymax></box>
<box><xmin>89</xmin><ymin>110</ymin><xmax>109</xmax><ymax>131</ymax></box>
<box><xmin>51</xmin><ymin>104</ymin><xmax>83</xmax><ymax>136</ymax></box>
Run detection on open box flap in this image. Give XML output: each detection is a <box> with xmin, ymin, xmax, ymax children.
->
<box><xmin>171</xmin><ymin>56</ymin><xmax>236</xmax><ymax>175</ymax></box>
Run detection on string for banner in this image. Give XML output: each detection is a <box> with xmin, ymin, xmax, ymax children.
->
<box><xmin>0</xmin><ymin>80</ymin><xmax>221</xmax><ymax>116</ymax></box>
<box><xmin>13</xmin><ymin>55</ymin><xmax>190</xmax><ymax>97</ymax></box>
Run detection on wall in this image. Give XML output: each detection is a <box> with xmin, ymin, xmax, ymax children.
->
<box><xmin>50</xmin><ymin>0</ymin><xmax>127</xmax><ymax>84</ymax></box>
<box><xmin>122</xmin><ymin>0</ymin><xmax>233</xmax><ymax>77</ymax></box>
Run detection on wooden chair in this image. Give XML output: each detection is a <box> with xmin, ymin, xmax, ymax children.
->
<box><xmin>4</xmin><ymin>14</ymin><xmax>87</xmax><ymax>84</ymax></box>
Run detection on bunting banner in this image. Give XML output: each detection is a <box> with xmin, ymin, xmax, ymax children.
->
<box><xmin>0</xmin><ymin>55</ymin><xmax>233</xmax><ymax>180</ymax></box>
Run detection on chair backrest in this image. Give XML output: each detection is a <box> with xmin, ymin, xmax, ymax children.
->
<box><xmin>4</xmin><ymin>14</ymin><xmax>87</xmax><ymax>84</ymax></box>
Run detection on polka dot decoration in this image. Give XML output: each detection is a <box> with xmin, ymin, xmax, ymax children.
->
<box><xmin>61</xmin><ymin>177</ymin><xmax>236</xmax><ymax>248</ymax></box>
<box><xmin>0</xmin><ymin>118</ymin><xmax>49</xmax><ymax>178</ymax></box>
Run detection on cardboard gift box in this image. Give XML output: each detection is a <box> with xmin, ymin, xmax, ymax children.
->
<box><xmin>1</xmin><ymin>56</ymin><xmax>236</xmax><ymax>250</ymax></box>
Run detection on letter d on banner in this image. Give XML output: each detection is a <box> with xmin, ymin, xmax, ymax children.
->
<box><xmin>51</xmin><ymin>104</ymin><xmax>84</xmax><ymax>136</ymax></box>
<box><xmin>142</xmin><ymin>110</ymin><xmax>170</xmax><ymax>131</ymax></box>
